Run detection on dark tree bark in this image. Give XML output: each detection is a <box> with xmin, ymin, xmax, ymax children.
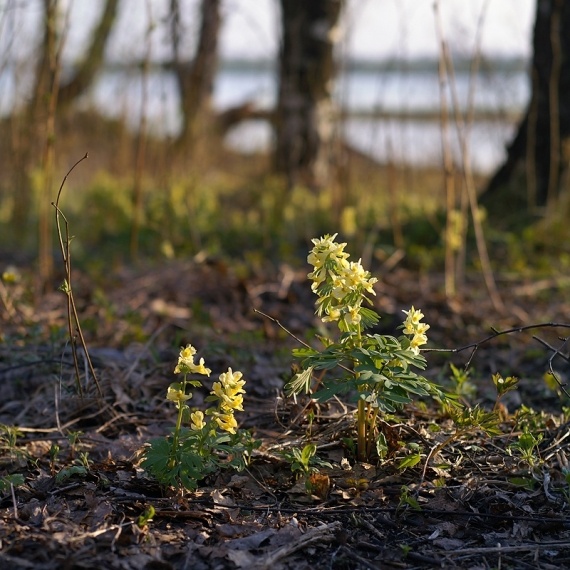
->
<box><xmin>481</xmin><ymin>0</ymin><xmax>570</xmax><ymax>214</ymax></box>
<box><xmin>274</xmin><ymin>0</ymin><xmax>343</xmax><ymax>190</ymax></box>
<box><xmin>170</xmin><ymin>0</ymin><xmax>221</xmax><ymax>148</ymax></box>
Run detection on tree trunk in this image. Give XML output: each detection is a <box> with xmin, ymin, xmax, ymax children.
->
<box><xmin>10</xmin><ymin>0</ymin><xmax>59</xmax><ymax>244</ymax></box>
<box><xmin>274</xmin><ymin>0</ymin><xmax>343</xmax><ymax>190</ymax></box>
<box><xmin>57</xmin><ymin>0</ymin><xmax>120</xmax><ymax>107</ymax></box>
<box><xmin>481</xmin><ymin>0</ymin><xmax>570</xmax><ymax>216</ymax></box>
<box><xmin>9</xmin><ymin>0</ymin><xmax>120</xmax><ymax>240</ymax></box>
<box><xmin>170</xmin><ymin>0</ymin><xmax>221</xmax><ymax>148</ymax></box>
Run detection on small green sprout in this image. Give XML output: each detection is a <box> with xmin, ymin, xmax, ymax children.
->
<box><xmin>509</xmin><ymin>428</ymin><xmax>543</xmax><ymax>468</ymax></box>
<box><xmin>449</xmin><ymin>363</ymin><xmax>477</xmax><ymax>401</ymax></box>
<box><xmin>492</xmin><ymin>372</ymin><xmax>519</xmax><ymax>411</ymax></box>
<box><xmin>280</xmin><ymin>443</ymin><xmax>332</xmax><ymax>477</ymax></box>
<box><xmin>137</xmin><ymin>505</ymin><xmax>156</xmax><ymax>529</ymax></box>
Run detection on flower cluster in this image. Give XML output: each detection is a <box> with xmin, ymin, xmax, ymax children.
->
<box><xmin>307</xmin><ymin>234</ymin><xmax>378</xmax><ymax>329</ymax></box>
<box><xmin>168</xmin><ymin>345</ymin><xmax>246</xmax><ymax>434</ymax></box>
<box><xmin>143</xmin><ymin>344</ymin><xmax>256</xmax><ymax>491</ymax></box>
<box><xmin>402</xmin><ymin>306</ymin><xmax>430</xmax><ymax>355</ymax></box>
<box><xmin>207</xmin><ymin>368</ymin><xmax>246</xmax><ymax>434</ymax></box>
<box><xmin>174</xmin><ymin>345</ymin><xmax>212</xmax><ymax>376</ymax></box>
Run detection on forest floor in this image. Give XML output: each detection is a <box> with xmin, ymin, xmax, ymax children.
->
<box><xmin>1</xmin><ymin>258</ymin><xmax>570</xmax><ymax>569</ymax></box>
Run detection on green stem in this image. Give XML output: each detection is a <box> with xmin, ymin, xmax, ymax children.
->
<box><xmin>355</xmin><ymin>322</ymin><xmax>368</xmax><ymax>462</ymax></box>
<box><xmin>366</xmin><ymin>406</ymin><xmax>379</xmax><ymax>458</ymax></box>
<box><xmin>357</xmin><ymin>397</ymin><xmax>367</xmax><ymax>461</ymax></box>
<box><xmin>171</xmin><ymin>375</ymin><xmax>187</xmax><ymax>459</ymax></box>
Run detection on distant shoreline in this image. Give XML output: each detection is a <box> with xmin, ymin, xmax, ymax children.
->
<box><xmin>338</xmin><ymin>108</ymin><xmax>522</xmax><ymax>122</ymax></box>
<box><xmin>103</xmin><ymin>56</ymin><xmax>530</xmax><ymax>76</ymax></box>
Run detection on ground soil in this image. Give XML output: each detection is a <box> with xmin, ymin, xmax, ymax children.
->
<box><xmin>1</xmin><ymin>259</ymin><xmax>570</xmax><ymax>569</ymax></box>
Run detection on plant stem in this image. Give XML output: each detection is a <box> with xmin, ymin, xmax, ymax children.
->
<box><xmin>357</xmin><ymin>397</ymin><xmax>367</xmax><ymax>462</ymax></box>
<box><xmin>171</xmin><ymin>375</ymin><xmax>187</xmax><ymax>458</ymax></box>
<box><xmin>355</xmin><ymin>323</ymin><xmax>368</xmax><ymax>462</ymax></box>
<box><xmin>366</xmin><ymin>406</ymin><xmax>379</xmax><ymax>457</ymax></box>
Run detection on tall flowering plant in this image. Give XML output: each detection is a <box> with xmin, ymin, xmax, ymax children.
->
<box><xmin>142</xmin><ymin>345</ymin><xmax>258</xmax><ymax>490</ymax></box>
<box><xmin>287</xmin><ymin>234</ymin><xmax>447</xmax><ymax>462</ymax></box>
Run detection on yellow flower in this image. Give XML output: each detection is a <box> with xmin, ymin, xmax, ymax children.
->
<box><xmin>1</xmin><ymin>266</ymin><xmax>20</xmax><ymax>284</ymax></box>
<box><xmin>339</xmin><ymin>260</ymin><xmax>377</xmax><ymax>295</ymax></box>
<box><xmin>166</xmin><ymin>383</ymin><xmax>192</xmax><ymax>403</ymax></box>
<box><xmin>174</xmin><ymin>345</ymin><xmax>211</xmax><ymax>376</ymax></box>
<box><xmin>307</xmin><ymin>234</ymin><xmax>348</xmax><ymax>268</ymax></box>
<box><xmin>211</xmin><ymin>369</ymin><xmax>246</xmax><ymax>413</ymax></box>
<box><xmin>402</xmin><ymin>307</ymin><xmax>430</xmax><ymax>355</ymax></box>
<box><xmin>218</xmin><ymin>368</ymin><xmax>246</xmax><ymax>395</ymax></box>
<box><xmin>212</xmin><ymin>381</ymin><xmax>225</xmax><ymax>399</ymax></box>
<box><xmin>190</xmin><ymin>411</ymin><xmax>205</xmax><ymax>430</ymax></box>
<box><xmin>344</xmin><ymin>306</ymin><xmax>362</xmax><ymax>326</ymax></box>
<box><xmin>174</xmin><ymin>344</ymin><xmax>197</xmax><ymax>374</ymax></box>
<box><xmin>223</xmin><ymin>393</ymin><xmax>244</xmax><ymax>411</ymax></box>
<box><xmin>410</xmin><ymin>332</ymin><xmax>428</xmax><ymax>348</ymax></box>
<box><xmin>214</xmin><ymin>412</ymin><xmax>238</xmax><ymax>434</ymax></box>
<box><xmin>403</xmin><ymin>306</ymin><xmax>425</xmax><ymax>327</ymax></box>
<box><xmin>322</xmin><ymin>307</ymin><xmax>341</xmax><ymax>322</ymax></box>
<box><xmin>402</xmin><ymin>307</ymin><xmax>430</xmax><ymax>335</ymax></box>
<box><xmin>189</xmin><ymin>357</ymin><xmax>212</xmax><ymax>377</ymax></box>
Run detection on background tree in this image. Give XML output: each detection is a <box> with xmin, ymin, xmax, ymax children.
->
<box><xmin>481</xmin><ymin>0</ymin><xmax>570</xmax><ymax>221</ymax></box>
<box><xmin>274</xmin><ymin>0</ymin><xmax>344</xmax><ymax>190</ymax></box>
<box><xmin>170</xmin><ymin>0</ymin><xmax>221</xmax><ymax>149</ymax></box>
<box><xmin>57</xmin><ymin>0</ymin><xmax>119</xmax><ymax>108</ymax></box>
<box><xmin>9</xmin><ymin>0</ymin><xmax>120</xmax><ymax>241</ymax></box>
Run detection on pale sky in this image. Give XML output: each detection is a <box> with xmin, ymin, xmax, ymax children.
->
<box><xmin>220</xmin><ymin>0</ymin><xmax>535</xmax><ymax>61</ymax></box>
<box><xmin>48</xmin><ymin>0</ymin><xmax>535</xmax><ymax>63</ymax></box>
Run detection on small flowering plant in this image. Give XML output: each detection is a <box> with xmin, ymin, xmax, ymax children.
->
<box><xmin>142</xmin><ymin>344</ymin><xmax>258</xmax><ymax>490</ymax></box>
<box><xmin>287</xmin><ymin>234</ymin><xmax>448</xmax><ymax>462</ymax></box>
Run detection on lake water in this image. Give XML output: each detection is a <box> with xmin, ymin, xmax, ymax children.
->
<box><xmin>2</xmin><ymin>64</ymin><xmax>530</xmax><ymax>173</ymax></box>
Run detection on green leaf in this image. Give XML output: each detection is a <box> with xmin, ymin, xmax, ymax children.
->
<box><xmin>359</xmin><ymin>307</ymin><xmax>380</xmax><ymax>330</ymax></box>
<box><xmin>384</xmin><ymin>391</ymin><xmax>413</xmax><ymax>405</ymax></box>
<box><xmin>398</xmin><ymin>453</ymin><xmax>422</xmax><ymax>470</ymax></box>
<box><xmin>292</xmin><ymin>347</ymin><xmax>319</xmax><ymax>359</ymax></box>
<box><xmin>300</xmin><ymin>444</ymin><xmax>316</xmax><ymax>467</ymax></box>
<box><xmin>285</xmin><ymin>366</ymin><xmax>314</xmax><ymax>396</ymax></box>
<box><xmin>0</xmin><ymin>473</ymin><xmax>25</xmax><ymax>492</ymax></box>
<box><xmin>313</xmin><ymin>379</ymin><xmax>352</xmax><ymax>402</ymax></box>
<box><xmin>508</xmin><ymin>477</ymin><xmax>536</xmax><ymax>490</ymax></box>
<box><xmin>56</xmin><ymin>465</ymin><xmax>88</xmax><ymax>483</ymax></box>
<box><xmin>137</xmin><ymin>505</ymin><xmax>156</xmax><ymax>528</ymax></box>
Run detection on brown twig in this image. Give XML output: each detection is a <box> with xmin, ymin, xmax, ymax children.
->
<box><xmin>52</xmin><ymin>153</ymin><xmax>103</xmax><ymax>398</ymax></box>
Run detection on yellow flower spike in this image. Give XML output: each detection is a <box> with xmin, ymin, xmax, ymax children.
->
<box><xmin>401</xmin><ymin>307</ymin><xmax>430</xmax><ymax>355</ymax></box>
<box><xmin>307</xmin><ymin>234</ymin><xmax>349</xmax><ymax>278</ymax></box>
<box><xmin>174</xmin><ymin>344</ymin><xmax>197</xmax><ymax>374</ymax></box>
<box><xmin>174</xmin><ymin>345</ymin><xmax>212</xmax><ymax>376</ymax></box>
<box><xmin>218</xmin><ymin>368</ymin><xmax>246</xmax><ymax>393</ymax></box>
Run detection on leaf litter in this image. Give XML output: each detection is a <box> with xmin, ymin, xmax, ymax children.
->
<box><xmin>1</xmin><ymin>259</ymin><xmax>570</xmax><ymax>569</ymax></box>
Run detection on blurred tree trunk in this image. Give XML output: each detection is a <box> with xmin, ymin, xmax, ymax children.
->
<box><xmin>481</xmin><ymin>0</ymin><xmax>570</xmax><ymax>217</ymax></box>
<box><xmin>10</xmin><ymin>0</ymin><xmax>120</xmax><ymax>242</ymax></box>
<box><xmin>170</xmin><ymin>0</ymin><xmax>221</xmax><ymax>149</ymax></box>
<box><xmin>10</xmin><ymin>0</ymin><xmax>59</xmax><ymax>244</ymax></box>
<box><xmin>57</xmin><ymin>0</ymin><xmax>119</xmax><ymax>107</ymax></box>
<box><xmin>274</xmin><ymin>0</ymin><xmax>343</xmax><ymax>190</ymax></box>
